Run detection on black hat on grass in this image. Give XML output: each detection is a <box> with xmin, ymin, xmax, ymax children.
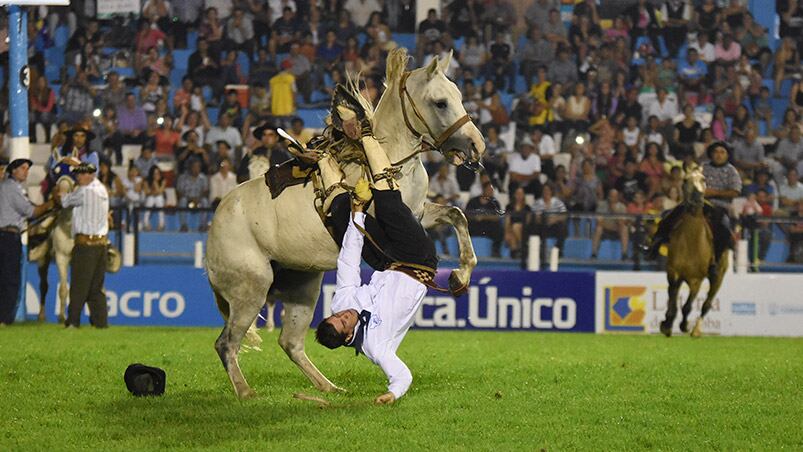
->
<box><xmin>124</xmin><ymin>363</ymin><xmax>166</xmax><ymax>397</ymax></box>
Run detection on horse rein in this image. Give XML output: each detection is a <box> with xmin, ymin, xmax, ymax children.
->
<box><xmin>397</xmin><ymin>71</ymin><xmax>472</xmax><ymax>163</ymax></box>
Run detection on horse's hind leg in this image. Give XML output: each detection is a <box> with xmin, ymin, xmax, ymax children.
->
<box><xmin>274</xmin><ymin>270</ymin><xmax>343</xmax><ymax>393</ymax></box>
<box><xmin>680</xmin><ymin>278</ymin><xmax>703</xmax><ymax>333</ymax></box>
<box><xmin>661</xmin><ymin>276</ymin><xmax>682</xmax><ymax>337</ymax></box>
<box><xmin>693</xmin><ymin>255</ymin><xmax>728</xmax><ymax>338</ymax></box>
<box><xmin>211</xmin><ymin>262</ymin><xmax>273</xmax><ymax>399</ymax></box>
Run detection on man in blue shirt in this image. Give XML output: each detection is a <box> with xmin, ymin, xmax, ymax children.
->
<box><xmin>678</xmin><ymin>48</ymin><xmax>707</xmax><ymax>97</ymax></box>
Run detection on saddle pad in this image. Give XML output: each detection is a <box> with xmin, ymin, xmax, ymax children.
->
<box><xmin>264</xmin><ymin>159</ymin><xmax>313</xmax><ymax>199</ymax></box>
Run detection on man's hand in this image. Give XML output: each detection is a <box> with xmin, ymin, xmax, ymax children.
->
<box><xmin>354</xmin><ymin>178</ymin><xmax>373</xmax><ymax>204</ymax></box>
<box><xmin>374</xmin><ymin>392</ymin><xmax>396</xmax><ymax>405</ymax></box>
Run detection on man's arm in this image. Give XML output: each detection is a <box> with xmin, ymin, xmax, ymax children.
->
<box><xmin>375</xmin><ymin>349</ymin><xmax>413</xmax><ymax>402</ymax></box>
<box><xmin>60</xmin><ymin>187</ymin><xmax>85</xmax><ymax>208</ymax></box>
<box><xmin>330</xmin><ymin>210</ymin><xmax>366</xmax><ymax>313</ymax></box>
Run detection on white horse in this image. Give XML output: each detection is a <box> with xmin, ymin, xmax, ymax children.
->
<box><xmin>30</xmin><ymin>177</ymin><xmax>75</xmax><ymax>323</ymax></box>
<box><xmin>206</xmin><ymin>49</ymin><xmax>485</xmax><ymax>399</ymax></box>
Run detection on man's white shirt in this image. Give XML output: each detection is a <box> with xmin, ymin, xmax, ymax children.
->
<box><xmin>330</xmin><ymin>212</ymin><xmax>427</xmax><ymax>400</ymax></box>
<box><xmin>61</xmin><ymin>178</ymin><xmax>109</xmax><ymax>236</ymax></box>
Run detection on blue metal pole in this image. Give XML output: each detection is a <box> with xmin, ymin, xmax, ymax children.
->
<box><xmin>9</xmin><ymin>4</ymin><xmax>31</xmax><ymax>321</ymax></box>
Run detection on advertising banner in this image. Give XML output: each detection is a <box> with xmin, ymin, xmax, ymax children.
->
<box><xmin>26</xmin><ymin>265</ymin><xmax>596</xmax><ymax>331</ymax></box>
<box><xmin>596</xmin><ymin>271</ymin><xmax>803</xmax><ymax>337</ymax></box>
<box><xmin>97</xmin><ymin>0</ymin><xmax>140</xmax><ymax>16</ymax></box>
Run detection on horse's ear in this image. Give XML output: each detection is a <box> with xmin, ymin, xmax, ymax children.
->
<box><xmin>426</xmin><ymin>56</ymin><xmax>439</xmax><ymax>80</ymax></box>
<box><xmin>438</xmin><ymin>50</ymin><xmax>453</xmax><ymax>74</ymax></box>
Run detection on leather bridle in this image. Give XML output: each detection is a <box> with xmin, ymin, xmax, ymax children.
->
<box><xmin>398</xmin><ymin>71</ymin><xmax>472</xmax><ymax>153</ymax></box>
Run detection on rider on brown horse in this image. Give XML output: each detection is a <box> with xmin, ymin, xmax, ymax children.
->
<box><xmin>646</xmin><ymin>142</ymin><xmax>742</xmax><ymax>270</ymax></box>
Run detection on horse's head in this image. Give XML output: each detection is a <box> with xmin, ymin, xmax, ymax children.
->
<box><xmin>682</xmin><ymin>161</ymin><xmax>706</xmax><ymax>206</ymax></box>
<box><xmin>55</xmin><ymin>175</ymin><xmax>76</xmax><ymax>199</ymax></box>
<box><xmin>394</xmin><ymin>50</ymin><xmax>485</xmax><ymax>169</ymax></box>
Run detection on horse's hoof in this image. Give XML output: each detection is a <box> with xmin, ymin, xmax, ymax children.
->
<box><xmin>57</xmin><ymin>315</ymin><xmax>65</xmax><ymax>324</ymax></box>
<box><xmin>448</xmin><ymin>271</ymin><xmax>469</xmax><ymax>297</ymax></box>
<box><xmin>321</xmin><ymin>384</ymin><xmax>347</xmax><ymax>394</ymax></box>
<box><xmin>679</xmin><ymin>320</ymin><xmax>689</xmax><ymax>333</ymax></box>
<box><xmin>660</xmin><ymin>321</ymin><xmax>673</xmax><ymax>337</ymax></box>
<box><xmin>237</xmin><ymin>388</ymin><xmax>257</xmax><ymax>400</ymax></box>
<box><xmin>691</xmin><ymin>319</ymin><xmax>703</xmax><ymax>338</ymax></box>
<box><xmin>37</xmin><ymin>313</ymin><xmax>45</xmax><ymax>323</ymax></box>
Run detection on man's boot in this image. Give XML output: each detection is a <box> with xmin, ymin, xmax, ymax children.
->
<box><xmin>361</xmin><ymin>134</ymin><xmax>397</xmax><ymax>191</ymax></box>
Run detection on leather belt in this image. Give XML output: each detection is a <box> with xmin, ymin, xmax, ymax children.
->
<box><xmin>75</xmin><ymin>234</ymin><xmax>108</xmax><ymax>246</ymax></box>
<box><xmin>0</xmin><ymin>226</ymin><xmax>21</xmax><ymax>234</ymax></box>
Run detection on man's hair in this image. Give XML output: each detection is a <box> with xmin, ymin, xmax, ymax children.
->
<box><xmin>315</xmin><ymin>320</ymin><xmax>347</xmax><ymax>349</ymax></box>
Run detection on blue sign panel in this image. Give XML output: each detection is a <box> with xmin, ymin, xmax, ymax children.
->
<box><xmin>27</xmin><ymin>265</ymin><xmax>595</xmax><ymax>332</ymax></box>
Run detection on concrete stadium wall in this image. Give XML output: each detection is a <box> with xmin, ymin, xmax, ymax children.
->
<box><xmin>23</xmin><ymin>264</ymin><xmax>803</xmax><ymax>336</ymax></box>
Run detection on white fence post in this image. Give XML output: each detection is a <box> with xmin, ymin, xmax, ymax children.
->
<box><xmin>123</xmin><ymin>233</ymin><xmax>135</xmax><ymax>267</ymax></box>
<box><xmin>527</xmin><ymin>236</ymin><xmax>541</xmax><ymax>271</ymax></box>
<box><xmin>194</xmin><ymin>241</ymin><xmax>204</xmax><ymax>269</ymax></box>
<box><xmin>549</xmin><ymin>246</ymin><xmax>560</xmax><ymax>271</ymax></box>
<box><xmin>736</xmin><ymin>239</ymin><xmax>748</xmax><ymax>274</ymax></box>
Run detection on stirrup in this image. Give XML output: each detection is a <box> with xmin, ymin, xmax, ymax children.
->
<box><xmin>372</xmin><ymin>166</ymin><xmax>402</xmax><ymax>186</ymax></box>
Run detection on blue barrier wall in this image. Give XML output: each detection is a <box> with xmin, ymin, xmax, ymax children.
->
<box><xmin>26</xmin><ymin>265</ymin><xmax>596</xmax><ymax>331</ymax></box>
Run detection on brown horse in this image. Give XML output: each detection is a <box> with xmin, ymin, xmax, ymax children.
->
<box><xmin>660</xmin><ymin>162</ymin><xmax>728</xmax><ymax>337</ymax></box>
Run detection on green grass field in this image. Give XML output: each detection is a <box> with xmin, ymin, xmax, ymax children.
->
<box><xmin>1</xmin><ymin>324</ymin><xmax>801</xmax><ymax>451</ymax></box>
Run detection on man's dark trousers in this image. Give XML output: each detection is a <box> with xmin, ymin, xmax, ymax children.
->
<box><xmin>329</xmin><ymin>190</ymin><xmax>438</xmax><ymax>271</ymax></box>
<box><xmin>66</xmin><ymin>243</ymin><xmax>108</xmax><ymax>327</ymax></box>
<box><xmin>0</xmin><ymin>231</ymin><xmax>22</xmax><ymax>324</ymax></box>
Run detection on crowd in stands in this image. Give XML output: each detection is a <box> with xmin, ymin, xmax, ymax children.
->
<box><xmin>1</xmin><ymin>0</ymin><xmax>803</xmax><ymax>262</ymax></box>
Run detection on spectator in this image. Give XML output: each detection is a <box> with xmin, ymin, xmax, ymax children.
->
<box><xmin>786</xmin><ymin>202</ymin><xmax>803</xmax><ymax>262</ymax></box>
<box><xmin>270</xmin><ymin>60</ymin><xmax>297</xmax><ymax>121</ymax></box>
<box><xmin>429</xmin><ymin>163</ymin><xmax>461</xmax><ymax>206</ymax></box>
<box><xmin>672</xmin><ymin>104</ymin><xmax>701</xmax><ymax>160</ymax></box>
<box><xmin>250</xmin><ymin>47</ymin><xmax>278</xmax><ymax>83</ymax></box>
<box><xmin>220</xmin><ymin>50</ymin><xmax>247</xmax><ymax>88</ymax></box>
<box><xmin>507</xmin><ymin>136</ymin><xmax>542</xmax><ymax>196</ymax></box>
<box><xmin>542</xmin><ymin>8</ymin><xmax>568</xmax><ymax>46</ymax></box>
<box><xmin>525</xmin><ymin>0</ymin><xmax>559</xmax><ymax>30</ymax></box>
<box><xmin>647</xmin><ymin>88</ymin><xmax>678</xmax><ymax>136</ymax></box>
<box><xmin>29</xmin><ymin>75</ymin><xmax>56</xmax><ymax>143</ymax></box>
<box><xmin>188</xmin><ymin>38</ymin><xmax>223</xmax><ymax>102</ymax></box>
<box><xmin>211</xmin><ymin>140</ymin><xmax>237</xmax><ymax>174</ymax></box>
<box><xmin>177</xmin><ymin>158</ymin><xmax>210</xmax><ymax>231</ymax></box>
<box><xmin>504</xmin><ymin>187</ymin><xmax>531</xmax><ymax>259</ymax></box>
<box><xmin>592</xmin><ymin>188</ymin><xmax>629</xmax><ymax>260</ymax></box>
<box><xmin>117</xmin><ymin>92</ymin><xmax>148</xmax><ymax>145</ymax></box>
<box><xmin>626</xmin><ymin>0</ymin><xmax>660</xmax><ymax>52</ymax></box>
<box><xmin>773</xmin><ymin>37</ymin><xmax>799</xmax><ymax>98</ymax></box>
<box><xmin>530</xmin><ymin>183</ymin><xmax>568</xmax><ymax>258</ymax></box>
<box><xmin>614</xmin><ymin>87</ymin><xmax>643</xmax><ymax>127</ymax></box>
<box><xmin>564</xmin><ymin>82</ymin><xmax>591</xmax><ymax>134</ymax></box>
<box><xmin>715</xmin><ymin>33</ymin><xmax>742</xmax><ymax>67</ymax></box>
<box><xmin>775</xmin><ymin>126</ymin><xmax>803</xmax><ymax>171</ymax></box>
<box><xmin>465</xmin><ymin>182</ymin><xmax>504</xmax><ymax>258</ymax></box>
<box><xmin>418</xmin><ymin>8</ymin><xmax>446</xmax><ymax>46</ymax></box>
<box><xmin>272</xmin><ymin>7</ymin><xmax>300</xmax><ymax>54</ymax></box>
<box><xmin>288</xmin><ymin>117</ymin><xmax>313</xmax><ymax>145</ymax></box>
<box><xmin>642</xmin><ymin>115</ymin><xmax>668</xmax><ymax>156</ymax></box>
<box><xmin>101</xmin><ymin>71</ymin><xmax>127</xmax><ymax>111</ymax></box>
<box><xmin>779</xmin><ymin>168</ymin><xmax>803</xmax><ymax>215</ymax></box>
<box><xmin>173</xmin><ymin>77</ymin><xmax>194</xmax><ymax>114</ymax></box>
<box><xmin>459</xmin><ymin>35</ymin><xmax>487</xmax><ymax>77</ymax></box>
<box><xmin>220</xmin><ymin>89</ymin><xmax>244</xmax><ymax>128</ymax></box>
<box><xmin>59</xmin><ymin>70</ymin><xmax>96</xmax><ymax>124</ymax></box>
<box><xmin>209</xmin><ymin>158</ymin><xmax>237</xmax><ymax>207</ymax></box>
<box><xmin>176</xmin><ymin>130</ymin><xmax>210</xmax><ymax>174</ymax></box>
<box><xmin>226</xmin><ymin>8</ymin><xmax>255</xmax><ymax>55</ymax></box>
<box><xmin>616</xmin><ymin>159</ymin><xmax>649</xmax><ymax>203</ymax></box>
<box><xmin>142</xmin><ymin>165</ymin><xmax>166</xmax><ymax>231</ymax></box>
<box><xmin>547</xmin><ymin>46</ymin><xmax>578</xmax><ymax>86</ymax></box>
<box><xmin>570</xmin><ymin>158</ymin><xmax>602</xmax><ymax>213</ymax></box>
<box><xmin>121</xmin><ymin>166</ymin><xmax>144</xmax><ymax>221</ymax></box>
<box><xmin>662</xmin><ymin>0</ymin><xmax>692</xmax><ymax>56</ymax></box>
<box><xmin>519</xmin><ymin>27</ymin><xmax>553</xmax><ymax>86</ymax></box>
<box><xmin>286</xmin><ymin>42</ymin><xmax>313</xmax><ymax>103</ymax></box>
<box><xmin>678</xmin><ymin>48</ymin><xmax>708</xmax><ymax>100</ymax></box>
<box><xmin>205</xmin><ymin>112</ymin><xmax>243</xmax><ymax>151</ymax></box>
<box><xmin>481</xmin><ymin>0</ymin><xmax>516</xmax><ymax>40</ymax></box>
<box><xmin>134</xmin><ymin>145</ymin><xmax>158</xmax><ymax>176</ymax></box>
<box><xmin>640</xmin><ymin>142</ymin><xmax>666</xmax><ymax>199</ymax></box>
<box><xmin>743</xmin><ymin>168</ymin><xmax>776</xmax><ymax>206</ymax></box>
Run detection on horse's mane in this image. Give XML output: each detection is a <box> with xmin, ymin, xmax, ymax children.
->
<box><xmin>385</xmin><ymin>47</ymin><xmax>410</xmax><ymax>87</ymax></box>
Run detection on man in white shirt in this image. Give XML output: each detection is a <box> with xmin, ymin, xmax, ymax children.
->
<box><xmin>59</xmin><ymin>163</ymin><xmax>110</xmax><ymax>328</ymax></box>
<box><xmin>209</xmin><ymin>158</ymin><xmax>238</xmax><ymax>206</ymax></box>
<box><xmin>507</xmin><ymin>136</ymin><xmax>542</xmax><ymax>196</ymax></box>
<box><xmin>315</xmin><ymin>113</ymin><xmax>439</xmax><ymax>405</ymax></box>
<box><xmin>205</xmin><ymin>113</ymin><xmax>243</xmax><ymax>150</ymax></box>
<box><xmin>531</xmin><ymin>127</ymin><xmax>556</xmax><ymax>179</ymax></box>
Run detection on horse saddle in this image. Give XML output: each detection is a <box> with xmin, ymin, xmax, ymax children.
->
<box><xmin>263</xmin><ymin>159</ymin><xmax>314</xmax><ymax>199</ymax></box>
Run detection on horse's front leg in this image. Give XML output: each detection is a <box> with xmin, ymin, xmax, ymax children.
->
<box><xmin>420</xmin><ymin>202</ymin><xmax>477</xmax><ymax>296</ymax></box>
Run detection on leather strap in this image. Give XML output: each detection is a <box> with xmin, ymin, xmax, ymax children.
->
<box><xmin>397</xmin><ymin>71</ymin><xmax>472</xmax><ymax>152</ymax></box>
